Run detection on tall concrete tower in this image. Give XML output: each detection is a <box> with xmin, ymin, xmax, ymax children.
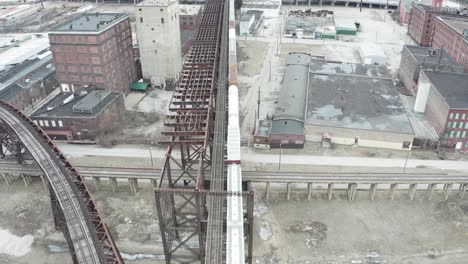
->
<box><xmin>136</xmin><ymin>0</ymin><xmax>182</xmax><ymax>89</ymax></box>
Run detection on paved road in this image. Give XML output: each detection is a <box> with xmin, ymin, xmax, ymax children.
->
<box><xmin>56</xmin><ymin>143</ymin><xmax>468</xmax><ymax>173</ymax></box>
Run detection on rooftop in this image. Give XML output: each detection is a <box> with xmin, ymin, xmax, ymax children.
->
<box><xmin>179</xmin><ymin>4</ymin><xmax>202</xmax><ymax>16</ymax></box>
<box><xmin>138</xmin><ymin>0</ymin><xmax>178</xmax><ymax>6</ymax></box>
<box><xmin>0</xmin><ymin>52</ymin><xmax>53</xmax><ymax>91</ymax></box>
<box><xmin>49</xmin><ymin>13</ymin><xmax>127</xmax><ymax>33</ymax></box>
<box><xmin>423</xmin><ymin>71</ymin><xmax>468</xmax><ymax>109</ymax></box>
<box><xmin>307</xmin><ymin>59</ymin><xmax>414</xmax><ymax>134</ymax></box>
<box><xmin>0</xmin><ymin>34</ymin><xmax>49</xmax><ymax>69</ymax></box>
<box><xmin>241</xmin><ymin>13</ymin><xmax>255</xmax><ymax>22</ymax></box>
<box><xmin>271</xmin><ymin>53</ymin><xmax>310</xmax><ymax>135</ymax></box>
<box><xmin>31</xmin><ymin>91</ymin><xmax>121</xmax><ymax>118</ymax></box>
<box><xmin>437</xmin><ymin>16</ymin><xmax>468</xmax><ymax>36</ymax></box>
<box><xmin>405</xmin><ymin>45</ymin><xmax>463</xmax><ymax>67</ymax></box>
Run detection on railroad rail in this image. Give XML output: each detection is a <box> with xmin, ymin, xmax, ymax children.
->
<box><xmin>3</xmin><ymin>163</ymin><xmax>468</xmax><ymax>184</ymax></box>
<box><xmin>0</xmin><ymin>100</ymin><xmax>122</xmax><ymax>264</ymax></box>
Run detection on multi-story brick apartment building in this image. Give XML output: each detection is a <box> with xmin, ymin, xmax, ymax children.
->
<box><xmin>398</xmin><ymin>45</ymin><xmax>463</xmax><ymax>95</ymax></box>
<box><xmin>48</xmin><ymin>13</ymin><xmax>137</xmax><ymax>95</ymax></box>
<box><xmin>432</xmin><ymin>16</ymin><xmax>468</xmax><ymax>71</ymax></box>
<box><xmin>179</xmin><ymin>4</ymin><xmax>202</xmax><ymax>30</ymax></box>
<box><xmin>30</xmin><ymin>90</ymin><xmax>124</xmax><ymax>141</ymax></box>
<box><xmin>414</xmin><ymin>70</ymin><xmax>468</xmax><ymax>151</ymax></box>
<box><xmin>407</xmin><ymin>3</ymin><xmax>465</xmax><ymax>46</ymax></box>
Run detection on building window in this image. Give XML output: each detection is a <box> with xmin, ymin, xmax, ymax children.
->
<box><xmin>450</xmin><ymin>113</ymin><xmax>454</xmax><ymax>119</ymax></box>
<box><xmin>155</xmin><ymin>49</ymin><xmax>157</xmax><ymax>54</ymax></box>
<box><xmin>33</xmin><ymin>120</ymin><xmax>38</xmax><ymax>125</ymax></box>
<box><xmin>39</xmin><ymin>120</ymin><xmax>44</xmax><ymax>127</ymax></box>
<box><xmin>44</xmin><ymin>120</ymin><xmax>49</xmax><ymax>127</ymax></box>
<box><xmin>463</xmin><ymin>113</ymin><xmax>466</xmax><ymax>120</ymax></box>
<box><xmin>463</xmin><ymin>131</ymin><xmax>467</xmax><ymax>138</ymax></box>
<box><xmin>450</xmin><ymin>131</ymin><xmax>455</xmax><ymax>138</ymax></box>
<box><xmin>58</xmin><ymin>121</ymin><xmax>63</xmax><ymax>127</ymax></box>
<box><xmin>51</xmin><ymin>120</ymin><xmax>56</xmax><ymax>127</ymax></box>
<box><xmin>460</xmin><ymin>122</ymin><xmax>464</xmax><ymax>129</ymax></box>
<box><xmin>456</xmin><ymin>113</ymin><xmax>460</xmax><ymax>119</ymax></box>
<box><xmin>139</xmin><ymin>8</ymin><xmax>142</xmax><ymax>11</ymax></box>
<box><xmin>140</xmin><ymin>17</ymin><xmax>143</xmax><ymax>23</ymax></box>
<box><xmin>160</xmin><ymin>8</ymin><xmax>163</xmax><ymax>11</ymax></box>
<box><xmin>161</xmin><ymin>18</ymin><xmax>164</xmax><ymax>24</ymax></box>
<box><xmin>151</xmin><ymin>27</ymin><xmax>154</xmax><ymax>31</ymax></box>
<box><xmin>447</xmin><ymin>122</ymin><xmax>451</xmax><ymax>128</ymax></box>
<box><xmin>453</xmin><ymin>122</ymin><xmax>457</xmax><ymax>128</ymax></box>
<box><xmin>456</xmin><ymin>131</ymin><xmax>461</xmax><ymax>138</ymax></box>
<box><xmin>465</xmin><ymin>123</ymin><xmax>468</xmax><ymax>129</ymax></box>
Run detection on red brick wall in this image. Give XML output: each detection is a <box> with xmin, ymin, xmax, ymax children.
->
<box><xmin>441</xmin><ymin>109</ymin><xmax>468</xmax><ymax>151</ymax></box>
<box><xmin>432</xmin><ymin>18</ymin><xmax>468</xmax><ymax>71</ymax></box>
<box><xmin>408</xmin><ymin>5</ymin><xmax>433</xmax><ymax>46</ymax></box>
<box><xmin>50</xmin><ymin>18</ymin><xmax>137</xmax><ymax>94</ymax></box>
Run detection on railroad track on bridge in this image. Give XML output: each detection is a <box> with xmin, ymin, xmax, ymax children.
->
<box><xmin>0</xmin><ymin>101</ymin><xmax>122</xmax><ymax>264</ymax></box>
<box><xmin>2</xmin><ymin>163</ymin><xmax>468</xmax><ymax>184</ymax></box>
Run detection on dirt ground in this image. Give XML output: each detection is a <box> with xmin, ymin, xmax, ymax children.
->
<box><xmin>2</xmin><ymin>181</ymin><xmax>468</xmax><ymax>263</ymax></box>
<box><xmin>0</xmin><ymin>180</ymin><xmax>165</xmax><ymax>264</ymax></box>
<box><xmin>252</xmin><ymin>186</ymin><xmax>468</xmax><ymax>264</ymax></box>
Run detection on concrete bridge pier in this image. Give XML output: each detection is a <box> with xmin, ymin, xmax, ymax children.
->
<box><xmin>20</xmin><ymin>174</ymin><xmax>32</xmax><ymax>187</ymax></box>
<box><xmin>458</xmin><ymin>184</ymin><xmax>467</xmax><ymax>199</ymax></box>
<box><xmin>2</xmin><ymin>173</ymin><xmax>12</xmax><ymax>186</ymax></box>
<box><xmin>39</xmin><ymin>175</ymin><xmax>47</xmax><ymax>188</ymax></box>
<box><xmin>443</xmin><ymin>183</ymin><xmax>453</xmax><ymax>200</ymax></box>
<box><xmin>286</xmin><ymin>182</ymin><xmax>291</xmax><ymax>200</ymax></box>
<box><xmin>427</xmin><ymin>183</ymin><xmax>437</xmax><ymax>200</ymax></box>
<box><xmin>307</xmin><ymin>183</ymin><xmax>313</xmax><ymax>200</ymax></box>
<box><xmin>347</xmin><ymin>183</ymin><xmax>357</xmax><ymax>200</ymax></box>
<box><xmin>328</xmin><ymin>183</ymin><xmax>334</xmax><ymax>200</ymax></box>
<box><xmin>150</xmin><ymin>179</ymin><xmax>158</xmax><ymax>188</ymax></box>
<box><xmin>408</xmin><ymin>184</ymin><xmax>417</xmax><ymax>200</ymax></box>
<box><xmin>265</xmin><ymin>182</ymin><xmax>270</xmax><ymax>200</ymax></box>
<box><xmin>345</xmin><ymin>2</ymin><xmax>349</xmax><ymax>7</ymax></box>
<box><xmin>369</xmin><ymin>183</ymin><xmax>377</xmax><ymax>201</ymax></box>
<box><xmin>389</xmin><ymin>183</ymin><xmax>398</xmax><ymax>200</ymax></box>
<box><xmin>128</xmin><ymin>178</ymin><xmax>139</xmax><ymax>195</ymax></box>
<box><xmin>110</xmin><ymin>178</ymin><xmax>118</xmax><ymax>192</ymax></box>
<box><xmin>93</xmin><ymin>177</ymin><xmax>101</xmax><ymax>191</ymax></box>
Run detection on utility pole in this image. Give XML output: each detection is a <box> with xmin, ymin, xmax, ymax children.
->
<box><xmin>403</xmin><ymin>151</ymin><xmax>410</xmax><ymax>174</ymax></box>
<box><xmin>278</xmin><ymin>143</ymin><xmax>282</xmax><ymax>170</ymax></box>
<box><xmin>360</xmin><ymin>0</ymin><xmax>363</xmax><ymax>12</ymax></box>
<box><xmin>257</xmin><ymin>87</ymin><xmax>260</xmax><ymax>119</ymax></box>
<box><xmin>149</xmin><ymin>141</ymin><xmax>154</xmax><ymax>168</ymax></box>
<box><xmin>269</xmin><ymin>60</ymin><xmax>272</xmax><ymax>81</ymax></box>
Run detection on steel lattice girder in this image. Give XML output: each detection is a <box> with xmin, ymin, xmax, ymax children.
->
<box><xmin>154</xmin><ymin>187</ymin><xmax>254</xmax><ymax>264</ymax></box>
<box><xmin>0</xmin><ymin>100</ymin><xmax>124</xmax><ymax>264</ymax></box>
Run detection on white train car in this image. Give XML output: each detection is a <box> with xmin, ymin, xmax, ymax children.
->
<box><xmin>226</xmin><ymin>0</ymin><xmax>244</xmax><ymax>262</ymax></box>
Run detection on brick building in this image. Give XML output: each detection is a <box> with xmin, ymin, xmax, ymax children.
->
<box><xmin>432</xmin><ymin>16</ymin><xmax>468</xmax><ymax>71</ymax></box>
<box><xmin>398</xmin><ymin>45</ymin><xmax>463</xmax><ymax>95</ymax></box>
<box><xmin>0</xmin><ymin>50</ymin><xmax>59</xmax><ymax>113</ymax></box>
<box><xmin>398</xmin><ymin>0</ymin><xmax>414</xmax><ymax>24</ymax></box>
<box><xmin>407</xmin><ymin>3</ymin><xmax>464</xmax><ymax>46</ymax></box>
<box><xmin>48</xmin><ymin>13</ymin><xmax>137</xmax><ymax>95</ymax></box>
<box><xmin>30</xmin><ymin>90</ymin><xmax>124</xmax><ymax>141</ymax></box>
<box><xmin>179</xmin><ymin>4</ymin><xmax>202</xmax><ymax>30</ymax></box>
<box><xmin>414</xmin><ymin>70</ymin><xmax>468</xmax><ymax>151</ymax></box>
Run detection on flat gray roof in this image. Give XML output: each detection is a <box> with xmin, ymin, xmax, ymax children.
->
<box><xmin>271</xmin><ymin>53</ymin><xmax>309</xmax><ymax>135</ymax></box>
<box><xmin>31</xmin><ymin>91</ymin><xmax>120</xmax><ymax>118</ymax></box>
<box><xmin>423</xmin><ymin>71</ymin><xmax>468</xmax><ymax>109</ymax></box>
<box><xmin>437</xmin><ymin>16</ymin><xmax>468</xmax><ymax>36</ymax></box>
<box><xmin>405</xmin><ymin>45</ymin><xmax>462</xmax><ymax>67</ymax></box>
<box><xmin>49</xmin><ymin>13</ymin><xmax>127</xmax><ymax>33</ymax></box>
<box><xmin>241</xmin><ymin>13</ymin><xmax>255</xmax><ymax>22</ymax></box>
<box><xmin>307</xmin><ymin>59</ymin><xmax>414</xmax><ymax>134</ymax></box>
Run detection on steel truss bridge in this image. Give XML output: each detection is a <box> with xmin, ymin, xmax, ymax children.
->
<box><xmin>0</xmin><ymin>0</ymin><xmax>252</xmax><ymax>262</ymax></box>
<box><xmin>0</xmin><ymin>100</ymin><xmax>123</xmax><ymax>263</ymax></box>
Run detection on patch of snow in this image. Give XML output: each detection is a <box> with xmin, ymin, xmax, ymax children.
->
<box><xmin>0</xmin><ymin>228</ymin><xmax>34</xmax><ymax>257</ymax></box>
<box><xmin>121</xmin><ymin>252</ymin><xmax>161</xmax><ymax>260</ymax></box>
<box><xmin>259</xmin><ymin>221</ymin><xmax>272</xmax><ymax>241</ymax></box>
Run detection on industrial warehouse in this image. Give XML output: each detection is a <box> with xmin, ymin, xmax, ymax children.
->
<box><xmin>256</xmin><ymin>53</ymin><xmax>415</xmax><ymax>150</ymax></box>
